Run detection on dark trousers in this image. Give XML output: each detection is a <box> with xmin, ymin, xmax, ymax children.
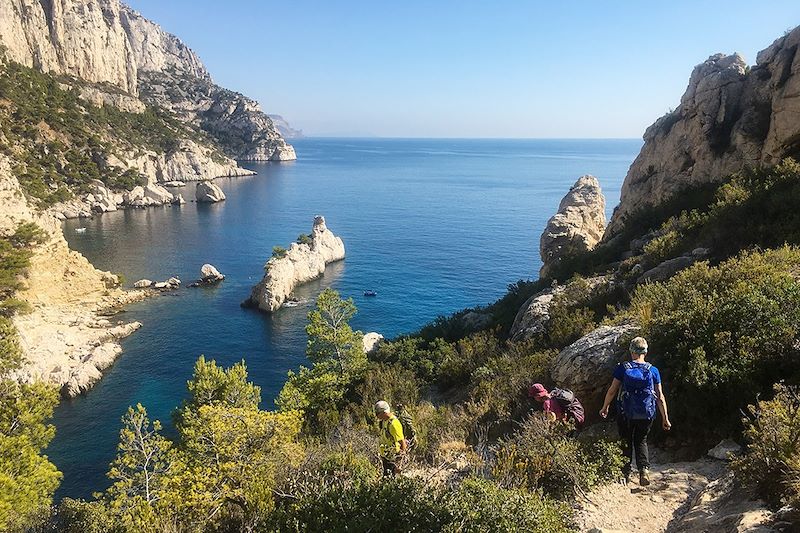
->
<box><xmin>617</xmin><ymin>416</ymin><xmax>653</xmax><ymax>472</ymax></box>
<box><xmin>381</xmin><ymin>457</ymin><xmax>398</xmax><ymax>476</ymax></box>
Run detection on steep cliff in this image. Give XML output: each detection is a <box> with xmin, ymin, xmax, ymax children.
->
<box><xmin>0</xmin><ymin>0</ymin><xmax>294</xmax><ymax>165</ymax></box>
<box><xmin>607</xmin><ymin>25</ymin><xmax>800</xmax><ymax>236</ymax></box>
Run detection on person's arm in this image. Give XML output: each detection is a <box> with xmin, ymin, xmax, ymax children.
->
<box><xmin>599</xmin><ymin>378</ymin><xmax>621</xmax><ymax>418</ymax></box>
<box><xmin>655</xmin><ymin>382</ymin><xmax>671</xmax><ymax>430</ymax></box>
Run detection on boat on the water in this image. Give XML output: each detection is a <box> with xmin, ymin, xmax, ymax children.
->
<box><xmin>74</xmin><ymin>227</ymin><xmax>87</xmax><ymax>233</ymax></box>
<box><xmin>363</xmin><ymin>290</ymin><xmax>377</xmax><ymax>297</ymax></box>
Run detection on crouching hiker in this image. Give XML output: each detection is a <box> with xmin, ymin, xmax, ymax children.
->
<box><xmin>375</xmin><ymin>400</ymin><xmax>407</xmax><ymax>476</ymax></box>
<box><xmin>599</xmin><ymin>337</ymin><xmax>672</xmax><ymax>486</ymax></box>
<box><xmin>528</xmin><ymin>383</ymin><xmax>585</xmax><ymax>429</ymax></box>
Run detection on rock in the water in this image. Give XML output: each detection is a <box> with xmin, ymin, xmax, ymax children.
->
<box><xmin>540</xmin><ymin>175</ymin><xmax>606</xmax><ymax>279</ymax></box>
<box><xmin>172</xmin><ymin>193</ymin><xmax>185</xmax><ymax>205</ymax></box>
<box><xmin>607</xmin><ymin>26</ymin><xmax>800</xmax><ymax>237</ymax></box>
<box><xmin>163</xmin><ymin>181</ymin><xmax>186</xmax><ymax>187</ymax></box>
<box><xmin>363</xmin><ymin>332</ymin><xmax>384</xmax><ymax>354</ymax></box>
<box><xmin>200</xmin><ymin>264</ymin><xmax>225</xmax><ymax>282</ymax></box>
<box><xmin>244</xmin><ymin>216</ymin><xmax>346</xmax><ymax>312</ymax></box>
<box><xmin>153</xmin><ymin>277</ymin><xmax>181</xmax><ymax>290</ymax></box>
<box><xmin>133</xmin><ymin>279</ymin><xmax>153</xmax><ymax>288</ymax></box>
<box><xmin>550</xmin><ymin>323</ymin><xmax>639</xmax><ymax>422</ymax></box>
<box><xmin>195</xmin><ymin>180</ymin><xmax>226</xmax><ymax>203</ymax></box>
<box><xmin>144</xmin><ymin>183</ymin><xmax>173</xmax><ymax>204</ymax></box>
<box><xmin>707</xmin><ymin>439</ymin><xmax>743</xmax><ymax>461</ymax></box>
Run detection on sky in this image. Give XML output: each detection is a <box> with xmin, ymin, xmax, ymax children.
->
<box><xmin>126</xmin><ymin>0</ymin><xmax>799</xmax><ymax>138</ymax></box>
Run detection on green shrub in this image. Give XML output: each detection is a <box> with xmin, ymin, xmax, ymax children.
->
<box><xmin>372</xmin><ymin>336</ymin><xmax>455</xmax><ymax>382</ymax></box>
<box><xmin>296</xmin><ymin>233</ymin><xmax>313</xmax><ymax>246</ymax></box>
<box><xmin>491</xmin><ymin>414</ymin><xmax>622</xmax><ymax>498</ymax></box>
<box><xmin>732</xmin><ymin>384</ymin><xmax>800</xmax><ymax>508</ymax></box>
<box><xmin>269</xmin><ymin>476</ymin><xmax>573</xmax><ymax>533</ymax></box>
<box><xmin>629</xmin><ymin>247</ymin><xmax>800</xmax><ymax>440</ymax></box>
<box><xmin>437</xmin><ymin>330</ymin><xmax>504</xmax><ymax>388</ymax></box>
<box><xmin>272</xmin><ymin>245</ymin><xmax>288</xmax><ymax>259</ymax></box>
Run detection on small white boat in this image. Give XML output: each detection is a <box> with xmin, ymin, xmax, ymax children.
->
<box><xmin>74</xmin><ymin>228</ymin><xmax>87</xmax><ymax>233</ymax></box>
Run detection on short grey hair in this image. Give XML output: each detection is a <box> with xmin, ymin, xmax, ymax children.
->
<box><xmin>374</xmin><ymin>400</ymin><xmax>390</xmax><ymax>414</ymax></box>
<box><xmin>629</xmin><ymin>337</ymin><xmax>648</xmax><ymax>354</ymax></box>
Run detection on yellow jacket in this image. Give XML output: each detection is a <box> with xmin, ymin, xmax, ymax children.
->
<box><xmin>379</xmin><ymin>414</ymin><xmax>404</xmax><ymax>458</ymax></box>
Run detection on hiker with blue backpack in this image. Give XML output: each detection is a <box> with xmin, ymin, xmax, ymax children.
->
<box><xmin>599</xmin><ymin>337</ymin><xmax>671</xmax><ymax>486</ymax></box>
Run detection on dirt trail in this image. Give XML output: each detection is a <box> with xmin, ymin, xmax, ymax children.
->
<box><xmin>575</xmin><ymin>459</ymin><xmax>779</xmax><ymax>533</ymax></box>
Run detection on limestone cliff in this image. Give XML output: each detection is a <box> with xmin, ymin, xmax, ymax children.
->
<box><xmin>0</xmin><ymin>154</ymin><xmax>144</xmax><ymax>397</ymax></box>
<box><xmin>0</xmin><ymin>0</ymin><xmax>294</xmax><ymax>164</ymax></box>
<box><xmin>245</xmin><ymin>216</ymin><xmax>346</xmax><ymax>312</ymax></box>
<box><xmin>539</xmin><ymin>175</ymin><xmax>606</xmax><ymax>279</ymax></box>
<box><xmin>607</xmin><ymin>25</ymin><xmax>800</xmax><ymax>236</ymax></box>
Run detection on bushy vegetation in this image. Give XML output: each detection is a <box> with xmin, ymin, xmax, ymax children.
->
<box><xmin>629</xmin><ymin>247</ymin><xmax>800</xmax><ymax>440</ymax></box>
<box><xmin>0</xmin><ymin>60</ymin><xmax>224</xmax><ymax>205</ymax></box>
<box><xmin>271</xmin><ymin>245</ymin><xmax>288</xmax><ymax>259</ymax></box>
<box><xmin>0</xmin><ymin>223</ymin><xmax>61</xmax><ymax>532</ymax></box>
<box><xmin>733</xmin><ymin>384</ymin><xmax>800</xmax><ymax>510</ymax></box>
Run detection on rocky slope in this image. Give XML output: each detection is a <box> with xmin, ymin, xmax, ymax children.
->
<box><xmin>268</xmin><ymin>115</ymin><xmax>304</xmax><ymax>139</ymax></box>
<box><xmin>0</xmin><ymin>154</ymin><xmax>145</xmax><ymax>397</ymax></box>
<box><xmin>539</xmin><ymin>174</ymin><xmax>606</xmax><ymax>278</ymax></box>
<box><xmin>244</xmin><ymin>216</ymin><xmax>345</xmax><ymax>312</ymax></box>
<box><xmin>607</xmin><ymin>25</ymin><xmax>800</xmax><ymax>236</ymax></box>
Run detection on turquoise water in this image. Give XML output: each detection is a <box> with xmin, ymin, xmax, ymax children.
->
<box><xmin>50</xmin><ymin>138</ymin><xmax>641</xmax><ymax>499</ymax></box>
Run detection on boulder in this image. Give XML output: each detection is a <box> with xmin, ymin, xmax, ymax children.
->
<box><xmin>363</xmin><ymin>332</ymin><xmax>384</xmax><ymax>354</ymax></box>
<box><xmin>195</xmin><ymin>180</ymin><xmax>226</xmax><ymax>203</ymax></box>
<box><xmin>244</xmin><ymin>216</ymin><xmax>345</xmax><ymax>312</ymax></box>
<box><xmin>549</xmin><ymin>323</ymin><xmax>639</xmax><ymax>422</ymax></box>
<box><xmin>200</xmin><ymin>264</ymin><xmax>225</xmax><ymax>282</ymax></box>
<box><xmin>540</xmin><ymin>175</ymin><xmax>606</xmax><ymax>279</ymax></box>
<box><xmin>122</xmin><ymin>186</ymin><xmax>145</xmax><ymax>205</ymax></box>
<box><xmin>144</xmin><ymin>183</ymin><xmax>173</xmax><ymax>204</ymax></box>
<box><xmin>638</xmin><ymin>255</ymin><xmax>697</xmax><ymax>284</ymax></box>
<box><xmin>172</xmin><ymin>193</ymin><xmax>185</xmax><ymax>205</ymax></box>
<box><xmin>163</xmin><ymin>181</ymin><xmax>186</xmax><ymax>187</ymax></box>
<box><xmin>133</xmin><ymin>279</ymin><xmax>152</xmax><ymax>288</ymax></box>
<box><xmin>509</xmin><ymin>286</ymin><xmax>564</xmax><ymax>341</ymax></box>
<box><xmin>707</xmin><ymin>439</ymin><xmax>743</xmax><ymax>461</ymax></box>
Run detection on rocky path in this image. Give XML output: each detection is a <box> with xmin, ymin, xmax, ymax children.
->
<box><xmin>575</xmin><ymin>460</ymin><xmax>778</xmax><ymax>533</ymax></box>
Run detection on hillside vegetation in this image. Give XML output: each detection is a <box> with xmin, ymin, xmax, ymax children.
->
<box><xmin>0</xmin><ymin>57</ymin><xmax>224</xmax><ymax>206</ymax></box>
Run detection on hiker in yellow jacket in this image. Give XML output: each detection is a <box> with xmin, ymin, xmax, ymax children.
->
<box><xmin>375</xmin><ymin>400</ymin><xmax>407</xmax><ymax>476</ymax></box>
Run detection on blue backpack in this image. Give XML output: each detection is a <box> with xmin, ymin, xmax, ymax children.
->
<box><xmin>618</xmin><ymin>362</ymin><xmax>657</xmax><ymax>420</ymax></box>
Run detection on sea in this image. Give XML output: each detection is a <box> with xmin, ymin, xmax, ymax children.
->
<box><xmin>50</xmin><ymin>137</ymin><xmax>641</xmax><ymax>500</ymax></box>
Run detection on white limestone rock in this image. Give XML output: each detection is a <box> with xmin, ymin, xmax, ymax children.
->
<box><xmin>133</xmin><ymin>279</ymin><xmax>153</xmax><ymax>288</ymax></box>
<box><xmin>200</xmin><ymin>264</ymin><xmax>225</xmax><ymax>282</ymax></box>
<box><xmin>363</xmin><ymin>332</ymin><xmax>384</xmax><ymax>355</ymax></box>
<box><xmin>540</xmin><ymin>175</ymin><xmax>606</xmax><ymax>279</ymax></box>
<box><xmin>245</xmin><ymin>216</ymin><xmax>346</xmax><ymax>312</ymax></box>
<box><xmin>509</xmin><ymin>286</ymin><xmax>565</xmax><ymax>341</ymax></box>
<box><xmin>607</xmin><ymin>26</ymin><xmax>800</xmax><ymax>237</ymax></box>
<box><xmin>144</xmin><ymin>183</ymin><xmax>174</xmax><ymax>204</ymax></box>
<box><xmin>707</xmin><ymin>439</ymin><xmax>743</xmax><ymax>461</ymax></box>
<box><xmin>195</xmin><ymin>181</ymin><xmax>226</xmax><ymax>203</ymax></box>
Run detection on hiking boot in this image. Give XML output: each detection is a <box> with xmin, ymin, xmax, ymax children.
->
<box><xmin>621</xmin><ymin>467</ymin><xmax>631</xmax><ymax>485</ymax></box>
<box><xmin>639</xmin><ymin>468</ymin><xmax>651</xmax><ymax>486</ymax></box>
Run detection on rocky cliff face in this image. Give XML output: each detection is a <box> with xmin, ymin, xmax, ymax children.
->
<box><xmin>539</xmin><ymin>175</ymin><xmax>606</xmax><ymax>279</ymax></box>
<box><xmin>0</xmin><ymin>0</ymin><xmax>294</xmax><ymax>163</ymax></box>
<box><xmin>268</xmin><ymin>115</ymin><xmax>304</xmax><ymax>139</ymax></box>
<box><xmin>245</xmin><ymin>216</ymin><xmax>346</xmax><ymax>312</ymax></box>
<box><xmin>607</xmin><ymin>25</ymin><xmax>800</xmax><ymax>236</ymax></box>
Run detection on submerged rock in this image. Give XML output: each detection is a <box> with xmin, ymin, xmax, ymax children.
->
<box><xmin>244</xmin><ymin>216</ymin><xmax>345</xmax><ymax>312</ymax></box>
<box><xmin>196</xmin><ymin>180</ymin><xmax>226</xmax><ymax>203</ymax></box>
<box><xmin>540</xmin><ymin>175</ymin><xmax>606</xmax><ymax>279</ymax></box>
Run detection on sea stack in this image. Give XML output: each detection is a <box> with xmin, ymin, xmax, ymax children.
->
<box><xmin>539</xmin><ymin>175</ymin><xmax>606</xmax><ymax>279</ymax></box>
<box><xmin>244</xmin><ymin>216</ymin><xmax>345</xmax><ymax>312</ymax></box>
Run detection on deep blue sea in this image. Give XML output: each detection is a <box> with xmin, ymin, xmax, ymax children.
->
<box><xmin>50</xmin><ymin>138</ymin><xmax>641</xmax><ymax>499</ymax></box>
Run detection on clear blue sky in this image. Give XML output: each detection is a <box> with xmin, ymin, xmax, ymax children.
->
<box><xmin>126</xmin><ymin>0</ymin><xmax>798</xmax><ymax>138</ymax></box>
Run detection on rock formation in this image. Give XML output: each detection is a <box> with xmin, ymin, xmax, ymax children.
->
<box><xmin>200</xmin><ymin>264</ymin><xmax>225</xmax><ymax>282</ymax></box>
<box><xmin>363</xmin><ymin>332</ymin><xmax>384</xmax><ymax>355</ymax></box>
<box><xmin>607</xmin><ymin>25</ymin><xmax>800</xmax><ymax>236</ymax></box>
<box><xmin>268</xmin><ymin>115</ymin><xmax>304</xmax><ymax>139</ymax></box>
<box><xmin>0</xmin><ymin>154</ymin><xmax>144</xmax><ymax>396</ymax></box>
<box><xmin>540</xmin><ymin>175</ymin><xmax>606</xmax><ymax>279</ymax></box>
<box><xmin>244</xmin><ymin>216</ymin><xmax>346</xmax><ymax>312</ymax></box>
<box><xmin>195</xmin><ymin>181</ymin><xmax>226</xmax><ymax>203</ymax></box>
<box><xmin>0</xmin><ymin>0</ymin><xmax>294</xmax><ymax>164</ymax></box>
<box><xmin>549</xmin><ymin>323</ymin><xmax>638</xmax><ymax>422</ymax></box>
<box><xmin>509</xmin><ymin>286</ymin><xmax>564</xmax><ymax>341</ymax></box>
